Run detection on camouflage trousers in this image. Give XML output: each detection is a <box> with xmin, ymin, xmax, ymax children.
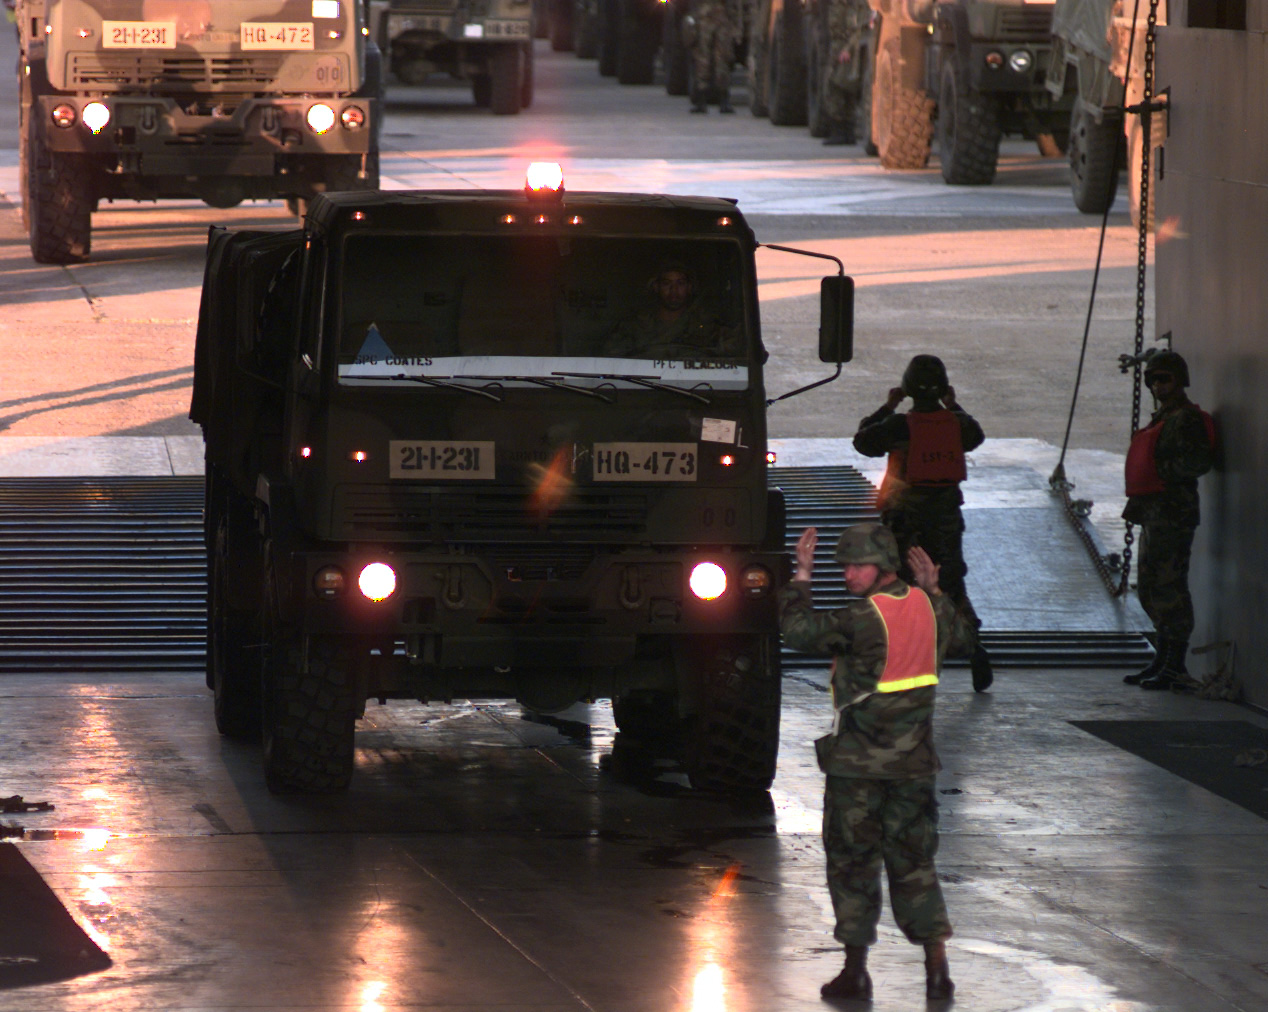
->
<box><xmin>823</xmin><ymin>775</ymin><xmax>953</xmax><ymax>946</ymax></box>
<box><xmin>883</xmin><ymin>504</ymin><xmax>983</xmax><ymax>638</ymax></box>
<box><xmin>1137</xmin><ymin>523</ymin><xmax>1196</xmax><ymax>640</ymax></box>
<box><xmin>691</xmin><ymin>0</ymin><xmax>738</xmax><ymax>95</ymax></box>
<box><xmin>820</xmin><ymin>0</ymin><xmax>869</xmax><ymax>126</ymax></box>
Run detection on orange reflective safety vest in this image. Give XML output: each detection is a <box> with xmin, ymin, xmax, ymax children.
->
<box><xmin>869</xmin><ymin>586</ymin><xmax>940</xmax><ymax>693</ymax></box>
<box><xmin>902</xmin><ymin>410</ymin><xmax>967</xmax><ymax>484</ymax></box>
<box><xmin>1124</xmin><ymin>404</ymin><xmax>1216</xmax><ymax>497</ymax></box>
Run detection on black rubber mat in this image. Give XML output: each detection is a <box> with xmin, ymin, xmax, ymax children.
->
<box><xmin>0</xmin><ymin>842</ymin><xmax>112</xmax><ymax>988</ymax></box>
<box><xmin>1070</xmin><ymin>720</ymin><xmax>1268</xmax><ymax>820</ymax></box>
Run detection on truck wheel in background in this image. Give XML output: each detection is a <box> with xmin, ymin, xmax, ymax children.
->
<box><xmin>210</xmin><ymin>509</ymin><xmax>262</xmax><ymax>743</ymax></box>
<box><xmin>616</xmin><ymin>0</ymin><xmax>658</xmax><ymax>84</ymax></box>
<box><xmin>748</xmin><ymin>0</ymin><xmax>771</xmax><ymax>117</ymax></box>
<box><xmin>522</xmin><ymin>41</ymin><xmax>536</xmax><ymax>108</ymax></box>
<box><xmin>662</xmin><ymin>3</ymin><xmax>689</xmax><ymax>95</ymax></box>
<box><xmin>598</xmin><ymin>0</ymin><xmax>620</xmax><ymax>75</ymax></box>
<box><xmin>872</xmin><ymin>38</ymin><xmax>932</xmax><ymax>169</ymax></box>
<box><xmin>936</xmin><ymin>61</ymin><xmax>1001</xmax><ymax>185</ymax></box>
<box><xmin>1068</xmin><ymin>103</ymin><xmax>1121</xmax><ymax>214</ymax></box>
<box><xmin>574</xmin><ymin>0</ymin><xmax>599</xmax><ymax>57</ymax></box>
<box><xmin>550</xmin><ymin>0</ymin><xmax>575</xmax><ymax>49</ymax></box>
<box><xmin>684</xmin><ymin>634</ymin><xmax>781</xmax><ymax>793</ymax></box>
<box><xmin>858</xmin><ymin>30</ymin><xmax>878</xmax><ymax>155</ymax></box>
<box><xmin>490</xmin><ymin>44</ymin><xmax>526</xmax><ymax>114</ymax></box>
<box><xmin>766</xmin><ymin>2</ymin><xmax>808</xmax><ymax>126</ymax></box>
<box><xmin>473</xmin><ymin>74</ymin><xmax>493</xmax><ymax>107</ymax></box>
<box><xmin>27</xmin><ymin>127</ymin><xmax>92</xmax><ymax>264</ymax></box>
<box><xmin>804</xmin><ymin>1</ymin><xmax>830</xmax><ymax>137</ymax></box>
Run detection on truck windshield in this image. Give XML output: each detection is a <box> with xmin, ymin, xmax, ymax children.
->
<box><xmin>336</xmin><ymin>233</ymin><xmax>750</xmax><ymax>391</ymax></box>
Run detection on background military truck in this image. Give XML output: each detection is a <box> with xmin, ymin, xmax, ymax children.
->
<box><xmin>867</xmin><ymin>0</ymin><xmax>1072</xmax><ymax>184</ymax></box>
<box><xmin>1046</xmin><ymin>0</ymin><xmax>1165</xmax><ymax>226</ymax></box>
<box><xmin>367</xmin><ymin>0</ymin><xmax>533</xmax><ymax>112</ymax></box>
<box><xmin>16</xmin><ymin>0</ymin><xmax>382</xmax><ymax>264</ymax></box>
<box><xmin>191</xmin><ymin>172</ymin><xmax>854</xmax><ymax>796</ymax></box>
<box><xmin>594</xmin><ymin>0</ymin><xmax>662</xmax><ymax>82</ymax></box>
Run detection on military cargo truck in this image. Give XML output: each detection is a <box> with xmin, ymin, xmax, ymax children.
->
<box><xmin>867</xmin><ymin>0</ymin><xmax>1072</xmax><ymax>184</ymax></box>
<box><xmin>1046</xmin><ymin>0</ymin><xmax>1165</xmax><ymax>226</ymax></box>
<box><xmin>595</xmin><ymin>0</ymin><xmax>661</xmax><ymax>82</ymax></box>
<box><xmin>369</xmin><ymin>0</ymin><xmax>533</xmax><ymax>110</ymax></box>
<box><xmin>191</xmin><ymin>169</ymin><xmax>854</xmax><ymax>795</ymax></box>
<box><xmin>16</xmin><ymin>0</ymin><xmax>382</xmax><ymax>264</ymax></box>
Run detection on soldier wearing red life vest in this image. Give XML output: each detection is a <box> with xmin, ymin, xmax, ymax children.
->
<box><xmin>778</xmin><ymin>522</ymin><xmax>973</xmax><ymax>1002</ymax></box>
<box><xmin>853</xmin><ymin>355</ymin><xmax>993</xmax><ymax>691</ymax></box>
<box><xmin>1122</xmin><ymin>350</ymin><xmax>1215</xmax><ymax>690</ymax></box>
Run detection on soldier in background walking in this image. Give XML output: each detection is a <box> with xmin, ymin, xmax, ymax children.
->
<box><xmin>779</xmin><ymin>523</ymin><xmax>967</xmax><ymax>1001</ymax></box>
<box><xmin>820</xmin><ymin>0</ymin><xmax>871</xmax><ymax>144</ymax></box>
<box><xmin>1122</xmin><ymin>350</ymin><xmax>1215</xmax><ymax>690</ymax></box>
<box><xmin>688</xmin><ymin>0</ymin><xmax>739</xmax><ymax>113</ymax></box>
<box><xmin>853</xmin><ymin>354</ymin><xmax>994</xmax><ymax>691</ymax></box>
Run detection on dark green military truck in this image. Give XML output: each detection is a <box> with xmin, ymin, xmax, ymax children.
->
<box><xmin>17</xmin><ymin>0</ymin><xmax>382</xmax><ymax>263</ymax></box>
<box><xmin>191</xmin><ymin>172</ymin><xmax>853</xmax><ymax>795</ymax></box>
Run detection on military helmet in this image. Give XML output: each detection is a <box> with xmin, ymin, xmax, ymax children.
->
<box><xmin>901</xmin><ymin>354</ymin><xmax>950</xmax><ymax>399</ymax></box>
<box><xmin>1144</xmin><ymin>349</ymin><xmax>1190</xmax><ymax>388</ymax></box>
<box><xmin>834</xmin><ymin>523</ymin><xmax>901</xmax><ymax>572</ymax></box>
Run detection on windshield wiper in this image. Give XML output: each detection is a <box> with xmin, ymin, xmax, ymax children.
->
<box><xmin>351</xmin><ymin>374</ymin><xmax>505</xmax><ymax>401</ymax></box>
<box><xmin>554</xmin><ymin>372</ymin><xmax>713</xmax><ymax>404</ymax></box>
<box><xmin>465</xmin><ymin>375</ymin><xmax>614</xmax><ymax>403</ymax></box>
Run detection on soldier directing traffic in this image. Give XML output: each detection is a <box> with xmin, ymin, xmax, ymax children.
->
<box><xmin>1122</xmin><ymin>350</ymin><xmax>1215</xmax><ymax>690</ymax></box>
<box><xmin>853</xmin><ymin>354</ymin><xmax>994</xmax><ymax>691</ymax></box>
<box><xmin>778</xmin><ymin>523</ymin><xmax>968</xmax><ymax>1000</ymax></box>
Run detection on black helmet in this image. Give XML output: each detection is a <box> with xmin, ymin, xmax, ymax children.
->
<box><xmin>1144</xmin><ymin>350</ymin><xmax>1190</xmax><ymax>388</ymax></box>
<box><xmin>901</xmin><ymin>354</ymin><xmax>949</xmax><ymax>400</ymax></box>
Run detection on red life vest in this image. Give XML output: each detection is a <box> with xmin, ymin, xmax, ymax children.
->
<box><xmin>869</xmin><ymin>587</ymin><xmax>939</xmax><ymax>693</ymax></box>
<box><xmin>897</xmin><ymin>410</ymin><xmax>967</xmax><ymax>485</ymax></box>
<box><xmin>1124</xmin><ymin>404</ymin><xmax>1216</xmax><ymax>497</ymax></box>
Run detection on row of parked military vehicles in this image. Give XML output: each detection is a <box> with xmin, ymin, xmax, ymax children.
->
<box><xmin>536</xmin><ymin>0</ymin><xmax>1158</xmax><ymax>221</ymax></box>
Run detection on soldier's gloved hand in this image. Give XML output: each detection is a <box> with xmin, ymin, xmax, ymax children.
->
<box><xmin>885</xmin><ymin>386</ymin><xmax>906</xmax><ymax>411</ymax></box>
<box><xmin>941</xmin><ymin>385</ymin><xmax>958</xmax><ymax>410</ymax></box>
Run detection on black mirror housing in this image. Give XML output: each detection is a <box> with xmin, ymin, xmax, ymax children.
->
<box><xmin>819</xmin><ymin>275</ymin><xmax>854</xmax><ymax>364</ymax></box>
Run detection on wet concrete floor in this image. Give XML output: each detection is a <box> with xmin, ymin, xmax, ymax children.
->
<box><xmin>2</xmin><ymin>666</ymin><xmax>1267</xmax><ymax>1011</ymax></box>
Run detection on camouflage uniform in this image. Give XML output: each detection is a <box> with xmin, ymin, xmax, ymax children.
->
<box><xmin>820</xmin><ymin>0</ymin><xmax>871</xmax><ymax>138</ymax></box>
<box><xmin>778</xmin><ymin>559</ymin><xmax>971</xmax><ymax>947</ymax></box>
<box><xmin>689</xmin><ymin>0</ymin><xmax>739</xmax><ymax>108</ymax></box>
<box><xmin>604</xmin><ymin>301</ymin><xmax>740</xmax><ymax>359</ymax></box>
<box><xmin>852</xmin><ymin>403</ymin><xmax>986</xmax><ymax>631</ymax></box>
<box><xmin>1123</xmin><ymin>398</ymin><xmax>1214</xmax><ymax>641</ymax></box>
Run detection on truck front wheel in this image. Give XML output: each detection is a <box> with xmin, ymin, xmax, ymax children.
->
<box><xmin>936</xmin><ymin>61</ymin><xmax>1001</xmax><ymax>185</ymax></box>
<box><xmin>684</xmin><ymin>634</ymin><xmax>781</xmax><ymax>793</ymax></box>
<box><xmin>872</xmin><ymin>39</ymin><xmax>933</xmax><ymax>169</ymax></box>
<box><xmin>27</xmin><ymin>125</ymin><xmax>93</xmax><ymax>264</ymax></box>
<box><xmin>490</xmin><ymin>43</ymin><xmax>526</xmax><ymax>114</ymax></box>
<box><xmin>766</xmin><ymin>3</ymin><xmax>808</xmax><ymax>127</ymax></box>
<box><xmin>1068</xmin><ymin>103</ymin><xmax>1121</xmax><ymax>214</ymax></box>
<box><xmin>210</xmin><ymin>514</ymin><xmax>263</xmax><ymax>743</ymax></box>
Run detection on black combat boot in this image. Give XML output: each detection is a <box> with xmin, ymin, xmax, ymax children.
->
<box><xmin>822</xmin><ymin>118</ymin><xmax>856</xmax><ymax>146</ymax></box>
<box><xmin>1124</xmin><ymin>641</ymin><xmax>1164</xmax><ymax>685</ymax></box>
<box><xmin>970</xmin><ymin>643</ymin><xmax>993</xmax><ymax>692</ymax></box>
<box><xmin>820</xmin><ymin>944</ymin><xmax>872</xmax><ymax>1000</ymax></box>
<box><xmin>1141</xmin><ymin>638</ymin><xmax>1189</xmax><ymax>690</ymax></box>
<box><xmin>718</xmin><ymin>88</ymin><xmax>734</xmax><ymax>113</ymax></box>
<box><xmin>924</xmin><ymin>940</ymin><xmax>955</xmax><ymax>1000</ymax></box>
<box><xmin>689</xmin><ymin>87</ymin><xmax>707</xmax><ymax>113</ymax></box>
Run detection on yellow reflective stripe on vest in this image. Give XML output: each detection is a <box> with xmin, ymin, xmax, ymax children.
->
<box><xmin>875</xmin><ymin>672</ymin><xmax>939</xmax><ymax>693</ymax></box>
<box><xmin>868</xmin><ymin>586</ymin><xmax>939</xmax><ymax>693</ymax></box>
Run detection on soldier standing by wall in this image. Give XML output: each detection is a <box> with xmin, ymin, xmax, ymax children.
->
<box><xmin>821</xmin><ymin>0</ymin><xmax>871</xmax><ymax>144</ymax></box>
<box><xmin>779</xmin><ymin>523</ymin><xmax>966</xmax><ymax>1000</ymax></box>
<box><xmin>688</xmin><ymin>0</ymin><xmax>739</xmax><ymax>113</ymax></box>
<box><xmin>1122</xmin><ymin>350</ymin><xmax>1215</xmax><ymax>690</ymax></box>
<box><xmin>853</xmin><ymin>354</ymin><xmax>994</xmax><ymax>691</ymax></box>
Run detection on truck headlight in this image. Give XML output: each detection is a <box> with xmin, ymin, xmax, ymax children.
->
<box><xmin>1008</xmin><ymin>50</ymin><xmax>1033</xmax><ymax>73</ymax></box>
<box><xmin>359</xmin><ymin>562</ymin><xmax>396</xmax><ymax>602</ymax></box>
<box><xmin>689</xmin><ymin>562</ymin><xmax>727</xmax><ymax>601</ymax></box>
<box><xmin>306</xmin><ymin>103</ymin><xmax>336</xmax><ymax>134</ymax></box>
<box><xmin>82</xmin><ymin>101</ymin><xmax>111</xmax><ymax>135</ymax></box>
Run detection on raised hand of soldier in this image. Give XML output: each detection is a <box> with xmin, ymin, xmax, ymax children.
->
<box><xmin>941</xmin><ymin>385</ymin><xmax>958</xmax><ymax>410</ymax></box>
<box><xmin>795</xmin><ymin>527</ymin><xmax>818</xmax><ymax>582</ymax></box>
<box><xmin>908</xmin><ymin>546</ymin><xmax>942</xmax><ymax>596</ymax></box>
<box><xmin>885</xmin><ymin>386</ymin><xmax>906</xmax><ymax>411</ymax></box>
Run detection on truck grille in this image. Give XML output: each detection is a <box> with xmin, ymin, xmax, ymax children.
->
<box><xmin>996</xmin><ymin>9</ymin><xmax>1053</xmax><ymax>38</ymax></box>
<box><xmin>335</xmin><ymin>485</ymin><xmax>649</xmax><ymax>539</ymax></box>
<box><xmin>477</xmin><ymin>543</ymin><xmax>600</xmax><ymax>581</ymax></box>
<box><xmin>69</xmin><ymin>53</ymin><xmax>283</xmax><ymax>90</ymax></box>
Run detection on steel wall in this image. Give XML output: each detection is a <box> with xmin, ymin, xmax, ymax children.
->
<box><xmin>1156</xmin><ymin>12</ymin><xmax>1268</xmax><ymax>707</ymax></box>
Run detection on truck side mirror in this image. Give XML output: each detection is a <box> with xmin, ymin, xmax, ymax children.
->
<box><xmin>819</xmin><ymin>275</ymin><xmax>854</xmax><ymax>364</ymax></box>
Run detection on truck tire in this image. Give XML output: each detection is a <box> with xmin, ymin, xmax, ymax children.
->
<box><xmin>1068</xmin><ymin>103</ymin><xmax>1121</xmax><ymax>214</ymax></box>
<box><xmin>748</xmin><ymin>2</ymin><xmax>771</xmax><ymax>117</ymax></box>
<box><xmin>574</xmin><ymin>0</ymin><xmax>599</xmax><ymax>58</ymax></box>
<box><xmin>490</xmin><ymin>44</ymin><xmax>525</xmax><ymax>115</ymax></box>
<box><xmin>858</xmin><ymin>32</ymin><xmax>877</xmax><ymax>156</ymax></box>
<box><xmin>766</xmin><ymin>3</ymin><xmax>808</xmax><ymax>127</ymax></box>
<box><xmin>210</xmin><ymin>512</ymin><xmax>262</xmax><ymax>743</ymax></box>
<box><xmin>616</xmin><ymin>0</ymin><xmax>658</xmax><ymax>85</ymax></box>
<box><xmin>936</xmin><ymin>61</ymin><xmax>1000</xmax><ymax>185</ymax></box>
<box><xmin>473</xmin><ymin>74</ymin><xmax>492</xmax><ymax>107</ymax></box>
<box><xmin>662</xmin><ymin>4</ymin><xmax>689</xmax><ymax>96</ymax></box>
<box><xmin>684</xmin><ymin>634</ymin><xmax>781</xmax><ymax>793</ymax></box>
<box><xmin>263</xmin><ymin>625</ymin><xmax>358</xmax><ymax>794</ymax></box>
<box><xmin>522</xmin><ymin>41</ymin><xmax>536</xmax><ymax>109</ymax></box>
<box><xmin>550</xmin><ymin>0</ymin><xmax>575</xmax><ymax>50</ymax></box>
<box><xmin>873</xmin><ymin>39</ymin><xmax>933</xmax><ymax>169</ymax></box>
<box><xmin>27</xmin><ymin>126</ymin><xmax>92</xmax><ymax>265</ymax></box>
<box><xmin>804</xmin><ymin>2</ymin><xmax>831</xmax><ymax>138</ymax></box>
<box><xmin>598</xmin><ymin>0</ymin><xmax>619</xmax><ymax>75</ymax></box>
